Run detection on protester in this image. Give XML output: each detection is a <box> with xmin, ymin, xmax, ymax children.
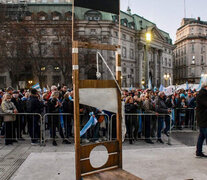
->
<box><xmin>1</xmin><ymin>93</ymin><xmax>18</xmax><ymax>145</ymax></box>
<box><xmin>48</xmin><ymin>91</ymin><xmax>70</xmax><ymax>146</ymax></box>
<box><xmin>196</xmin><ymin>81</ymin><xmax>207</xmax><ymax>157</ymax></box>
<box><xmin>26</xmin><ymin>89</ymin><xmax>43</xmax><ymax>145</ymax></box>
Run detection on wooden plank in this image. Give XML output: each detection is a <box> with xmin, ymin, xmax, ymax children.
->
<box><xmin>83</xmin><ymin>168</ymin><xmax>143</xmax><ymax>180</ymax></box>
<box><xmin>80</xmin><ymin>141</ymin><xmax>119</xmax><ymax>159</ymax></box>
<box><xmin>77</xmin><ymin>41</ymin><xmax>119</xmax><ymax>51</ymax></box>
<box><xmin>116</xmin><ymin>49</ymin><xmax>122</xmax><ymax>169</ymax></box>
<box><xmin>79</xmin><ymin>80</ymin><xmax>117</xmax><ymax>89</ymax></box>
<box><xmin>72</xmin><ymin>40</ymin><xmax>81</xmax><ymax>180</ymax></box>
<box><xmin>80</xmin><ymin>153</ymin><xmax>119</xmax><ymax>174</ymax></box>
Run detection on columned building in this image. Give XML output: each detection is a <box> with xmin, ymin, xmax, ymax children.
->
<box><xmin>174</xmin><ymin>17</ymin><xmax>207</xmax><ymax>84</ymax></box>
<box><xmin>0</xmin><ymin>1</ymin><xmax>173</xmax><ymax>88</ymax></box>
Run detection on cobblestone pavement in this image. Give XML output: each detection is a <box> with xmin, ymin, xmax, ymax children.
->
<box><xmin>0</xmin><ymin>130</ymin><xmax>199</xmax><ymax>180</ymax></box>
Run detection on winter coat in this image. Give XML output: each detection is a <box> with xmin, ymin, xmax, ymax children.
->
<box><xmin>196</xmin><ymin>88</ymin><xmax>207</xmax><ymax>128</ymax></box>
<box><xmin>1</xmin><ymin>100</ymin><xmax>17</xmax><ymax>122</ymax></box>
<box><xmin>155</xmin><ymin>97</ymin><xmax>169</xmax><ymax>114</ymax></box>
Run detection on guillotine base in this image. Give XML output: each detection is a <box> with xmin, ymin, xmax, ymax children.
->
<box><xmin>83</xmin><ymin>168</ymin><xmax>142</xmax><ymax>180</ymax></box>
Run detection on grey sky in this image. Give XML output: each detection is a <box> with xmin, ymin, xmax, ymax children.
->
<box><xmin>120</xmin><ymin>0</ymin><xmax>207</xmax><ymax>42</ymax></box>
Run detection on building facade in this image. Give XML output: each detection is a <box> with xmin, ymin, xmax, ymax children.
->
<box><xmin>174</xmin><ymin>17</ymin><xmax>207</xmax><ymax>84</ymax></box>
<box><xmin>0</xmin><ymin>1</ymin><xmax>173</xmax><ymax>88</ymax></box>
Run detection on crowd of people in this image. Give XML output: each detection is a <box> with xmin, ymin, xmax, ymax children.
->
<box><xmin>0</xmin><ymin>85</ymin><xmax>198</xmax><ymax>146</ymax></box>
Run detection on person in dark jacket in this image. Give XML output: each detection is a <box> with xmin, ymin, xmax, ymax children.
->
<box><xmin>62</xmin><ymin>92</ymin><xmax>73</xmax><ymax>140</ymax></box>
<box><xmin>48</xmin><ymin>91</ymin><xmax>70</xmax><ymax>146</ymax></box>
<box><xmin>11</xmin><ymin>91</ymin><xmax>24</xmax><ymax>141</ymax></box>
<box><xmin>155</xmin><ymin>92</ymin><xmax>171</xmax><ymax>144</ymax></box>
<box><xmin>125</xmin><ymin>96</ymin><xmax>139</xmax><ymax>144</ymax></box>
<box><xmin>26</xmin><ymin>89</ymin><xmax>43</xmax><ymax>145</ymax></box>
<box><xmin>196</xmin><ymin>81</ymin><xmax>207</xmax><ymax>157</ymax></box>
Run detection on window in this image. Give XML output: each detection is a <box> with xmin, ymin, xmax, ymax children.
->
<box><xmin>130</xmin><ymin>49</ymin><xmax>134</xmax><ymax>59</ymax></box>
<box><xmin>130</xmin><ymin>69</ymin><xmax>134</xmax><ymax>74</ymax></box>
<box><xmin>169</xmin><ymin>59</ymin><xmax>171</xmax><ymax>67</ymax></box>
<box><xmin>122</xmin><ymin>34</ymin><xmax>126</xmax><ymax>40</ymax></box>
<box><xmin>41</xmin><ymin>67</ymin><xmax>46</xmax><ymax>71</ymax></box>
<box><xmin>201</xmin><ymin>56</ymin><xmax>204</xmax><ymax>64</ymax></box>
<box><xmin>122</xmin><ymin>67</ymin><xmax>126</xmax><ymax>73</ymax></box>
<box><xmin>114</xmin><ymin>31</ymin><xmax>118</xmax><ymax>37</ymax></box>
<box><xmin>85</xmin><ymin>10</ymin><xmax>102</xmax><ymax>21</ymax></box>
<box><xmin>130</xmin><ymin>37</ymin><xmax>133</xmax><ymax>42</ymax></box>
<box><xmin>122</xmin><ymin>47</ymin><xmax>126</xmax><ymax>58</ymax></box>
<box><xmin>54</xmin><ymin>66</ymin><xmax>60</xmax><ymax>71</ymax></box>
<box><xmin>90</xmin><ymin>29</ymin><xmax>96</xmax><ymax>35</ymax></box>
<box><xmin>165</xmin><ymin>58</ymin><xmax>167</xmax><ymax>66</ymax></box>
<box><xmin>191</xmin><ymin>44</ymin><xmax>194</xmax><ymax>53</ymax></box>
<box><xmin>192</xmin><ymin>56</ymin><xmax>195</xmax><ymax>64</ymax></box>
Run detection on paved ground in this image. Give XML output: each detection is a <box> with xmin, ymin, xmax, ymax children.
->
<box><xmin>0</xmin><ymin>130</ymin><xmax>203</xmax><ymax>180</ymax></box>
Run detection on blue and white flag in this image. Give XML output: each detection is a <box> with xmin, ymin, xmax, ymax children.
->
<box><xmin>148</xmin><ymin>78</ymin><xmax>152</xmax><ymax>90</ymax></box>
<box><xmin>154</xmin><ymin>86</ymin><xmax>157</xmax><ymax>92</ymax></box>
<box><xmin>80</xmin><ymin>112</ymin><xmax>98</xmax><ymax>137</ymax></box>
<box><xmin>32</xmin><ymin>83</ymin><xmax>40</xmax><ymax>90</ymax></box>
<box><xmin>43</xmin><ymin>87</ymin><xmax>47</xmax><ymax>93</ymax></box>
<box><xmin>159</xmin><ymin>84</ymin><xmax>164</xmax><ymax>92</ymax></box>
<box><xmin>185</xmin><ymin>81</ymin><xmax>189</xmax><ymax>90</ymax></box>
<box><xmin>197</xmin><ymin>76</ymin><xmax>204</xmax><ymax>91</ymax></box>
<box><xmin>142</xmin><ymin>85</ymin><xmax>145</xmax><ymax>90</ymax></box>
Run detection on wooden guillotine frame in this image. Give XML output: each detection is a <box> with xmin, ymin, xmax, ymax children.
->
<box><xmin>71</xmin><ymin>1</ymin><xmax>142</xmax><ymax>179</ymax></box>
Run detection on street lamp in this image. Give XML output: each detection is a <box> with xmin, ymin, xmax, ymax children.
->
<box><xmin>145</xmin><ymin>32</ymin><xmax>152</xmax><ymax>42</ymax></box>
<box><xmin>164</xmin><ymin>73</ymin><xmax>170</xmax><ymax>86</ymax></box>
<box><xmin>28</xmin><ymin>80</ymin><xmax>33</xmax><ymax>85</ymax></box>
<box><xmin>144</xmin><ymin>31</ymin><xmax>152</xmax><ymax>89</ymax></box>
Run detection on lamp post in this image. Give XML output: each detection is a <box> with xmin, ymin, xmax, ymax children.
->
<box><xmin>28</xmin><ymin>80</ymin><xmax>33</xmax><ymax>88</ymax></box>
<box><xmin>144</xmin><ymin>31</ymin><xmax>152</xmax><ymax>88</ymax></box>
<box><xmin>163</xmin><ymin>73</ymin><xmax>170</xmax><ymax>87</ymax></box>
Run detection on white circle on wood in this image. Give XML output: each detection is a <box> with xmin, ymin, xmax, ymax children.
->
<box><xmin>89</xmin><ymin>145</ymin><xmax>109</xmax><ymax>168</ymax></box>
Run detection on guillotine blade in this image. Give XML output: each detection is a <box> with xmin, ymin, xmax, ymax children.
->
<box><xmin>79</xmin><ymin>88</ymin><xmax>118</xmax><ymax>113</ymax></box>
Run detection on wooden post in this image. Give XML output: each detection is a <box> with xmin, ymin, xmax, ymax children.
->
<box><xmin>116</xmin><ymin>48</ymin><xmax>122</xmax><ymax>168</ymax></box>
<box><xmin>72</xmin><ymin>41</ymin><xmax>81</xmax><ymax>180</ymax></box>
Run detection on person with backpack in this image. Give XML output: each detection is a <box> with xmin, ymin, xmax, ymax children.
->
<box><xmin>26</xmin><ymin>89</ymin><xmax>43</xmax><ymax>145</ymax></box>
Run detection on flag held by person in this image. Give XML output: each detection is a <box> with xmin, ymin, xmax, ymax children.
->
<box><xmin>32</xmin><ymin>83</ymin><xmax>40</xmax><ymax>90</ymax></box>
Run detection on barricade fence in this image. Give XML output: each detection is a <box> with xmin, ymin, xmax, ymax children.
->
<box><xmin>173</xmin><ymin>108</ymin><xmax>197</xmax><ymax>130</ymax></box>
<box><xmin>0</xmin><ymin>110</ymin><xmax>197</xmax><ymax>146</ymax></box>
<box><xmin>42</xmin><ymin>113</ymin><xmax>110</xmax><ymax>145</ymax></box>
<box><xmin>0</xmin><ymin>113</ymin><xmax>43</xmax><ymax>145</ymax></box>
<box><xmin>110</xmin><ymin>113</ymin><xmax>173</xmax><ymax>145</ymax></box>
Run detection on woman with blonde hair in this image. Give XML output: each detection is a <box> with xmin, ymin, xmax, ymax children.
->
<box><xmin>1</xmin><ymin>93</ymin><xmax>18</xmax><ymax>145</ymax></box>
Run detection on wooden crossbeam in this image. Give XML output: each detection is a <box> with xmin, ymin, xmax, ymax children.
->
<box><xmin>79</xmin><ymin>80</ymin><xmax>117</xmax><ymax>89</ymax></box>
<box><xmin>76</xmin><ymin>41</ymin><xmax>120</xmax><ymax>51</ymax></box>
<box><xmin>83</xmin><ymin>168</ymin><xmax>143</xmax><ymax>180</ymax></box>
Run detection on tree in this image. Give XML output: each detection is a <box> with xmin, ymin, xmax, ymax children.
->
<box><xmin>52</xmin><ymin>24</ymin><xmax>73</xmax><ymax>86</ymax></box>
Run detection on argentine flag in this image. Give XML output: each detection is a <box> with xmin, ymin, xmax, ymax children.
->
<box><xmin>148</xmin><ymin>78</ymin><xmax>152</xmax><ymax>90</ymax></box>
<box><xmin>32</xmin><ymin>83</ymin><xmax>40</xmax><ymax>90</ymax></box>
<box><xmin>159</xmin><ymin>84</ymin><xmax>164</xmax><ymax>92</ymax></box>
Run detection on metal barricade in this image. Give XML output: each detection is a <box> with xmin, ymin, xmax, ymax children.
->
<box><xmin>42</xmin><ymin>113</ymin><xmax>110</xmax><ymax>145</ymax></box>
<box><xmin>0</xmin><ymin>113</ymin><xmax>43</xmax><ymax>145</ymax></box>
<box><xmin>174</xmin><ymin>108</ymin><xmax>197</xmax><ymax>130</ymax></box>
<box><xmin>110</xmin><ymin>113</ymin><xmax>172</xmax><ymax>145</ymax></box>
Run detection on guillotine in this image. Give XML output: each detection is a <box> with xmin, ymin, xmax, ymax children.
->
<box><xmin>72</xmin><ymin>1</ymin><xmax>142</xmax><ymax>179</ymax></box>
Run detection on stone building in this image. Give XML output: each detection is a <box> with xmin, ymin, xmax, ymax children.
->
<box><xmin>174</xmin><ymin>17</ymin><xmax>207</xmax><ymax>84</ymax></box>
<box><xmin>0</xmin><ymin>1</ymin><xmax>173</xmax><ymax>88</ymax></box>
